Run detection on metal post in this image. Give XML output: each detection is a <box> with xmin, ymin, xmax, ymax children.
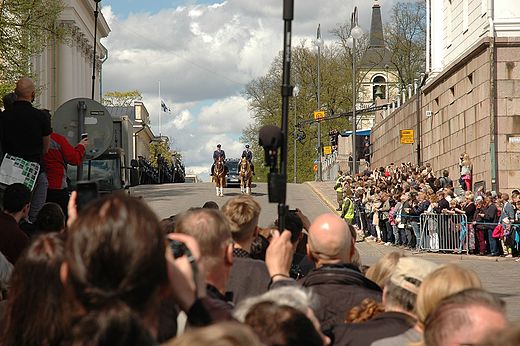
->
<box><xmin>317</xmin><ymin>43</ymin><xmax>322</xmax><ymax>181</ymax></box>
<box><xmin>293</xmin><ymin>87</ymin><xmax>298</xmax><ymax>183</ymax></box>
<box><xmin>352</xmin><ymin>37</ymin><xmax>357</xmax><ymax>176</ymax></box>
<box><xmin>91</xmin><ymin>0</ymin><xmax>101</xmax><ymax>100</ymax></box>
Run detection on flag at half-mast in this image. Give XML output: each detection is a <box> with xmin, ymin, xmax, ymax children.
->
<box><xmin>161</xmin><ymin>100</ymin><xmax>171</xmax><ymax>113</ymax></box>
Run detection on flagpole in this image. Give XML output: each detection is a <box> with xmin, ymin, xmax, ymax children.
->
<box><xmin>158</xmin><ymin>81</ymin><xmax>162</xmax><ymax>137</ymax></box>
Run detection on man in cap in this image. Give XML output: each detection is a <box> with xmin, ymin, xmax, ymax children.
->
<box><xmin>241</xmin><ymin>144</ymin><xmax>255</xmax><ymax>175</ymax></box>
<box><xmin>211</xmin><ymin>144</ymin><xmax>226</xmax><ymax>176</ymax></box>
<box><xmin>332</xmin><ymin>257</ymin><xmax>438</xmax><ymax>345</ymax></box>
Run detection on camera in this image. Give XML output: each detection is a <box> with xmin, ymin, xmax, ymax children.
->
<box><xmin>169</xmin><ymin>239</ymin><xmax>188</xmax><ymax>259</ymax></box>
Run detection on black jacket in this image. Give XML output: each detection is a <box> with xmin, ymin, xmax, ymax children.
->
<box><xmin>332</xmin><ymin>311</ymin><xmax>416</xmax><ymax>346</ymax></box>
<box><xmin>299</xmin><ymin>263</ymin><xmax>382</xmax><ymax>331</ymax></box>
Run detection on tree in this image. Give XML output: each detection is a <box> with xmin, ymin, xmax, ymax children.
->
<box><xmin>385</xmin><ymin>1</ymin><xmax>426</xmax><ymax>87</ymax></box>
<box><xmin>0</xmin><ymin>0</ymin><xmax>65</xmax><ymax>99</ymax></box>
<box><xmin>149</xmin><ymin>140</ymin><xmax>172</xmax><ymax>168</ymax></box>
<box><xmin>243</xmin><ymin>44</ymin><xmax>353</xmax><ymax>183</ymax></box>
<box><xmin>102</xmin><ymin>90</ymin><xmax>143</xmax><ymax>107</ymax></box>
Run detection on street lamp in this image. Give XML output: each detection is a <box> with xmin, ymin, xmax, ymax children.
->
<box><xmin>91</xmin><ymin>0</ymin><xmax>102</xmax><ymax>100</ymax></box>
<box><xmin>293</xmin><ymin>84</ymin><xmax>300</xmax><ymax>183</ymax></box>
<box><xmin>314</xmin><ymin>24</ymin><xmax>324</xmax><ymax>181</ymax></box>
<box><xmin>346</xmin><ymin>7</ymin><xmax>363</xmax><ymax>176</ymax></box>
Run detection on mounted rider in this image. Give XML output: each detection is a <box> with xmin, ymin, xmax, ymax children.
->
<box><xmin>241</xmin><ymin>144</ymin><xmax>255</xmax><ymax>175</ymax></box>
<box><xmin>211</xmin><ymin>144</ymin><xmax>227</xmax><ymax>176</ymax></box>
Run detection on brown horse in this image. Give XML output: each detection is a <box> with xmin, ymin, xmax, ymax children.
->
<box><xmin>214</xmin><ymin>157</ymin><xmax>226</xmax><ymax>196</ymax></box>
<box><xmin>239</xmin><ymin>157</ymin><xmax>252</xmax><ymax>194</ymax></box>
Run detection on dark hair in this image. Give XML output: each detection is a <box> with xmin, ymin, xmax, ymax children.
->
<box><xmin>67</xmin><ymin>302</ymin><xmax>156</xmax><ymax>346</ymax></box>
<box><xmin>245</xmin><ymin>301</ymin><xmax>323</xmax><ymax>346</ymax></box>
<box><xmin>1</xmin><ymin>233</ymin><xmax>70</xmax><ymax>345</ymax></box>
<box><xmin>250</xmin><ymin>234</ymin><xmax>270</xmax><ymax>261</ymax></box>
<box><xmin>3</xmin><ymin>183</ymin><xmax>31</xmax><ymax>213</ymax></box>
<box><xmin>160</xmin><ymin>216</ymin><xmax>176</xmax><ymax>234</ymax></box>
<box><xmin>65</xmin><ymin>194</ymin><xmax>167</xmax><ymax>320</ymax></box>
<box><xmin>2</xmin><ymin>92</ymin><xmax>16</xmax><ymax>111</ymax></box>
<box><xmin>35</xmin><ymin>202</ymin><xmax>65</xmax><ymax>233</ymax></box>
<box><xmin>202</xmin><ymin>201</ymin><xmax>219</xmax><ymax>209</ymax></box>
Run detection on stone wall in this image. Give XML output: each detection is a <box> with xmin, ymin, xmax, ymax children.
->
<box><xmin>371</xmin><ymin>37</ymin><xmax>520</xmax><ymax>192</ymax></box>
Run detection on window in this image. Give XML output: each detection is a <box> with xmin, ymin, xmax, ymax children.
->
<box><xmin>372</xmin><ymin>75</ymin><xmax>387</xmax><ymax>101</ymax></box>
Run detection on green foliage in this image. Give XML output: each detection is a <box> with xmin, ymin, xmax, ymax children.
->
<box><xmin>385</xmin><ymin>1</ymin><xmax>426</xmax><ymax>87</ymax></box>
<box><xmin>103</xmin><ymin>90</ymin><xmax>143</xmax><ymax>107</ymax></box>
<box><xmin>0</xmin><ymin>0</ymin><xmax>65</xmax><ymax>94</ymax></box>
<box><xmin>149</xmin><ymin>140</ymin><xmax>173</xmax><ymax>168</ymax></box>
<box><xmin>243</xmin><ymin>2</ymin><xmax>426</xmax><ymax>183</ymax></box>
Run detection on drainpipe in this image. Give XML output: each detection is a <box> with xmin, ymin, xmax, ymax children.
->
<box><xmin>100</xmin><ymin>46</ymin><xmax>109</xmax><ymax>101</ymax></box>
<box><xmin>416</xmin><ymin>73</ymin><xmax>428</xmax><ymax>166</ymax></box>
<box><xmin>488</xmin><ymin>0</ymin><xmax>498</xmax><ymax>192</ymax></box>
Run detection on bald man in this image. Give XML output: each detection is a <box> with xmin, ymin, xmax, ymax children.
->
<box><xmin>1</xmin><ymin>77</ymin><xmax>52</xmax><ymax>222</ymax></box>
<box><xmin>299</xmin><ymin>213</ymin><xmax>382</xmax><ymax>332</ymax></box>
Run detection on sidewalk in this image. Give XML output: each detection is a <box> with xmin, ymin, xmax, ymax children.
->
<box><xmin>304</xmin><ymin>181</ymin><xmax>513</xmax><ymax>265</ymax></box>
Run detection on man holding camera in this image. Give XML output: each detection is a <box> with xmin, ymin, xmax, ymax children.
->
<box><xmin>0</xmin><ymin>78</ymin><xmax>52</xmax><ymax>222</ymax></box>
<box><xmin>43</xmin><ymin>113</ymin><xmax>89</xmax><ymax>217</ymax></box>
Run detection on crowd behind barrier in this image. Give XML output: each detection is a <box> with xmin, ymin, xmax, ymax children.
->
<box><xmin>335</xmin><ymin>156</ymin><xmax>520</xmax><ymax>258</ymax></box>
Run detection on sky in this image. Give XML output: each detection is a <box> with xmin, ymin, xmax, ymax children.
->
<box><xmin>100</xmin><ymin>0</ymin><xmax>403</xmax><ymax>181</ymax></box>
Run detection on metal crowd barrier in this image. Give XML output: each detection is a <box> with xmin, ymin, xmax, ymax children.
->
<box><xmin>419</xmin><ymin>213</ymin><xmax>469</xmax><ymax>254</ymax></box>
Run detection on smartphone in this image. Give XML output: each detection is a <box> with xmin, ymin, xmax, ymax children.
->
<box><xmin>76</xmin><ymin>181</ymin><xmax>99</xmax><ymax>211</ymax></box>
<box><xmin>81</xmin><ymin>133</ymin><xmax>88</xmax><ymax>140</ymax></box>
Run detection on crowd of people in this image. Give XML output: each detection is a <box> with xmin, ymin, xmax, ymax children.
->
<box><xmin>0</xmin><ymin>77</ymin><xmax>518</xmax><ymax>345</ymax></box>
<box><xmin>0</xmin><ymin>181</ymin><xmax>517</xmax><ymax>345</ymax></box>
<box><xmin>335</xmin><ymin>158</ymin><xmax>520</xmax><ymax>258</ymax></box>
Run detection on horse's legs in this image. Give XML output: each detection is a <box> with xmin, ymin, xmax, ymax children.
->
<box><xmin>215</xmin><ymin>185</ymin><xmax>219</xmax><ymax>196</ymax></box>
<box><xmin>219</xmin><ymin>185</ymin><xmax>223</xmax><ymax>197</ymax></box>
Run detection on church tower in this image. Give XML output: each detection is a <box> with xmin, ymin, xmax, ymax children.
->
<box><xmin>357</xmin><ymin>0</ymin><xmax>399</xmax><ymax>128</ymax></box>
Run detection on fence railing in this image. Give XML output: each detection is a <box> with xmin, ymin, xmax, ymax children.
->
<box><xmin>419</xmin><ymin>214</ymin><xmax>469</xmax><ymax>254</ymax></box>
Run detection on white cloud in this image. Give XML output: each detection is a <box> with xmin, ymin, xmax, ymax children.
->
<box><xmin>101</xmin><ymin>0</ymin><xmax>401</xmax><ymax>174</ymax></box>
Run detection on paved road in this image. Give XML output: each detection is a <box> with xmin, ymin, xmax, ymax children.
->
<box><xmin>131</xmin><ymin>182</ymin><xmax>330</xmax><ymax>228</ymax></box>
<box><xmin>131</xmin><ymin>181</ymin><xmax>520</xmax><ymax>321</ymax></box>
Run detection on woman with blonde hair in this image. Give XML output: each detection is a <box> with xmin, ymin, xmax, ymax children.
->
<box><xmin>372</xmin><ymin>263</ymin><xmax>482</xmax><ymax>346</ymax></box>
<box><xmin>365</xmin><ymin>251</ymin><xmax>404</xmax><ymax>289</ymax></box>
<box><xmin>459</xmin><ymin>153</ymin><xmax>473</xmax><ymax>191</ymax></box>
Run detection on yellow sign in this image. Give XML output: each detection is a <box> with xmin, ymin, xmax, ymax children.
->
<box><xmin>323</xmin><ymin>145</ymin><xmax>332</xmax><ymax>155</ymax></box>
<box><xmin>314</xmin><ymin>111</ymin><xmax>325</xmax><ymax>120</ymax></box>
<box><xmin>400</xmin><ymin>129</ymin><xmax>414</xmax><ymax>144</ymax></box>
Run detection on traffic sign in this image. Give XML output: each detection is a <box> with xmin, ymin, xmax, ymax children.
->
<box><xmin>400</xmin><ymin>129</ymin><xmax>414</xmax><ymax>144</ymax></box>
<box><xmin>323</xmin><ymin>145</ymin><xmax>332</xmax><ymax>155</ymax></box>
<box><xmin>314</xmin><ymin>111</ymin><xmax>325</xmax><ymax>120</ymax></box>
<box><xmin>313</xmin><ymin>163</ymin><xmax>318</xmax><ymax>172</ymax></box>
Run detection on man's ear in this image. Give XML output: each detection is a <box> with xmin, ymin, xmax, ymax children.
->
<box><xmin>306</xmin><ymin>243</ymin><xmax>315</xmax><ymax>262</ymax></box>
<box><xmin>23</xmin><ymin>203</ymin><xmax>30</xmax><ymax>217</ymax></box>
<box><xmin>253</xmin><ymin>226</ymin><xmax>259</xmax><ymax>238</ymax></box>
<box><xmin>224</xmin><ymin>243</ymin><xmax>234</xmax><ymax>267</ymax></box>
<box><xmin>349</xmin><ymin>239</ymin><xmax>355</xmax><ymax>261</ymax></box>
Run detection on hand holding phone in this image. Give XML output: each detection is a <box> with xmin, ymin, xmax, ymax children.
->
<box><xmin>76</xmin><ymin>181</ymin><xmax>99</xmax><ymax>211</ymax></box>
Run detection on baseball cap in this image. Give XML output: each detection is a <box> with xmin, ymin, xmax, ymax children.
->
<box><xmin>390</xmin><ymin>258</ymin><xmax>438</xmax><ymax>294</ymax></box>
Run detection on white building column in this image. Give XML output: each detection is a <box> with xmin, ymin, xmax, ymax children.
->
<box><xmin>430</xmin><ymin>0</ymin><xmax>444</xmax><ymax>74</ymax></box>
<box><xmin>58</xmin><ymin>39</ymin><xmax>75</xmax><ymax>107</ymax></box>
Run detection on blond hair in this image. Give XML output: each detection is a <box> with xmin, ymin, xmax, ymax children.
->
<box><xmin>416</xmin><ymin>264</ymin><xmax>481</xmax><ymax>324</ymax></box>
<box><xmin>166</xmin><ymin>322</ymin><xmax>263</xmax><ymax>346</ymax></box>
<box><xmin>221</xmin><ymin>195</ymin><xmax>261</xmax><ymax>242</ymax></box>
<box><xmin>365</xmin><ymin>252</ymin><xmax>404</xmax><ymax>288</ymax></box>
<box><xmin>175</xmin><ymin>208</ymin><xmax>231</xmax><ymax>269</ymax></box>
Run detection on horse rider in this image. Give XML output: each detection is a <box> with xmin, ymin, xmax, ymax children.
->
<box><xmin>241</xmin><ymin>144</ymin><xmax>255</xmax><ymax>175</ymax></box>
<box><xmin>211</xmin><ymin>143</ymin><xmax>226</xmax><ymax>176</ymax></box>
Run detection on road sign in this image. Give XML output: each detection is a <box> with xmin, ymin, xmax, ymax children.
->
<box><xmin>323</xmin><ymin>145</ymin><xmax>332</xmax><ymax>155</ymax></box>
<box><xmin>400</xmin><ymin>129</ymin><xmax>414</xmax><ymax>144</ymax></box>
<box><xmin>314</xmin><ymin>111</ymin><xmax>325</xmax><ymax>120</ymax></box>
<box><xmin>313</xmin><ymin>163</ymin><xmax>318</xmax><ymax>172</ymax></box>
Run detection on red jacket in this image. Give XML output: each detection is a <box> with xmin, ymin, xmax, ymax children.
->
<box><xmin>44</xmin><ymin>132</ymin><xmax>85</xmax><ymax>190</ymax></box>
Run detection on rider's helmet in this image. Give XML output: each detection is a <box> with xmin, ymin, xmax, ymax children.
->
<box><xmin>245</xmin><ymin>144</ymin><xmax>250</xmax><ymax>149</ymax></box>
<box><xmin>217</xmin><ymin>144</ymin><xmax>221</xmax><ymax>148</ymax></box>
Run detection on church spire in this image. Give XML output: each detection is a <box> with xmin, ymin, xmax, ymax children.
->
<box><xmin>369</xmin><ymin>0</ymin><xmax>385</xmax><ymax>48</ymax></box>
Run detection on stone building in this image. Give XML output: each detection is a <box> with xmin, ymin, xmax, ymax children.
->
<box><xmin>32</xmin><ymin>0</ymin><xmax>110</xmax><ymax>111</ymax></box>
<box><xmin>371</xmin><ymin>0</ymin><xmax>520</xmax><ymax>192</ymax></box>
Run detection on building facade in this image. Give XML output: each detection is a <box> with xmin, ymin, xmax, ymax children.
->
<box><xmin>371</xmin><ymin>0</ymin><xmax>520</xmax><ymax>192</ymax></box>
<box><xmin>32</xmin><ymin>0</ymin><xmax>110</xmax><ymax>111</ymax></box>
